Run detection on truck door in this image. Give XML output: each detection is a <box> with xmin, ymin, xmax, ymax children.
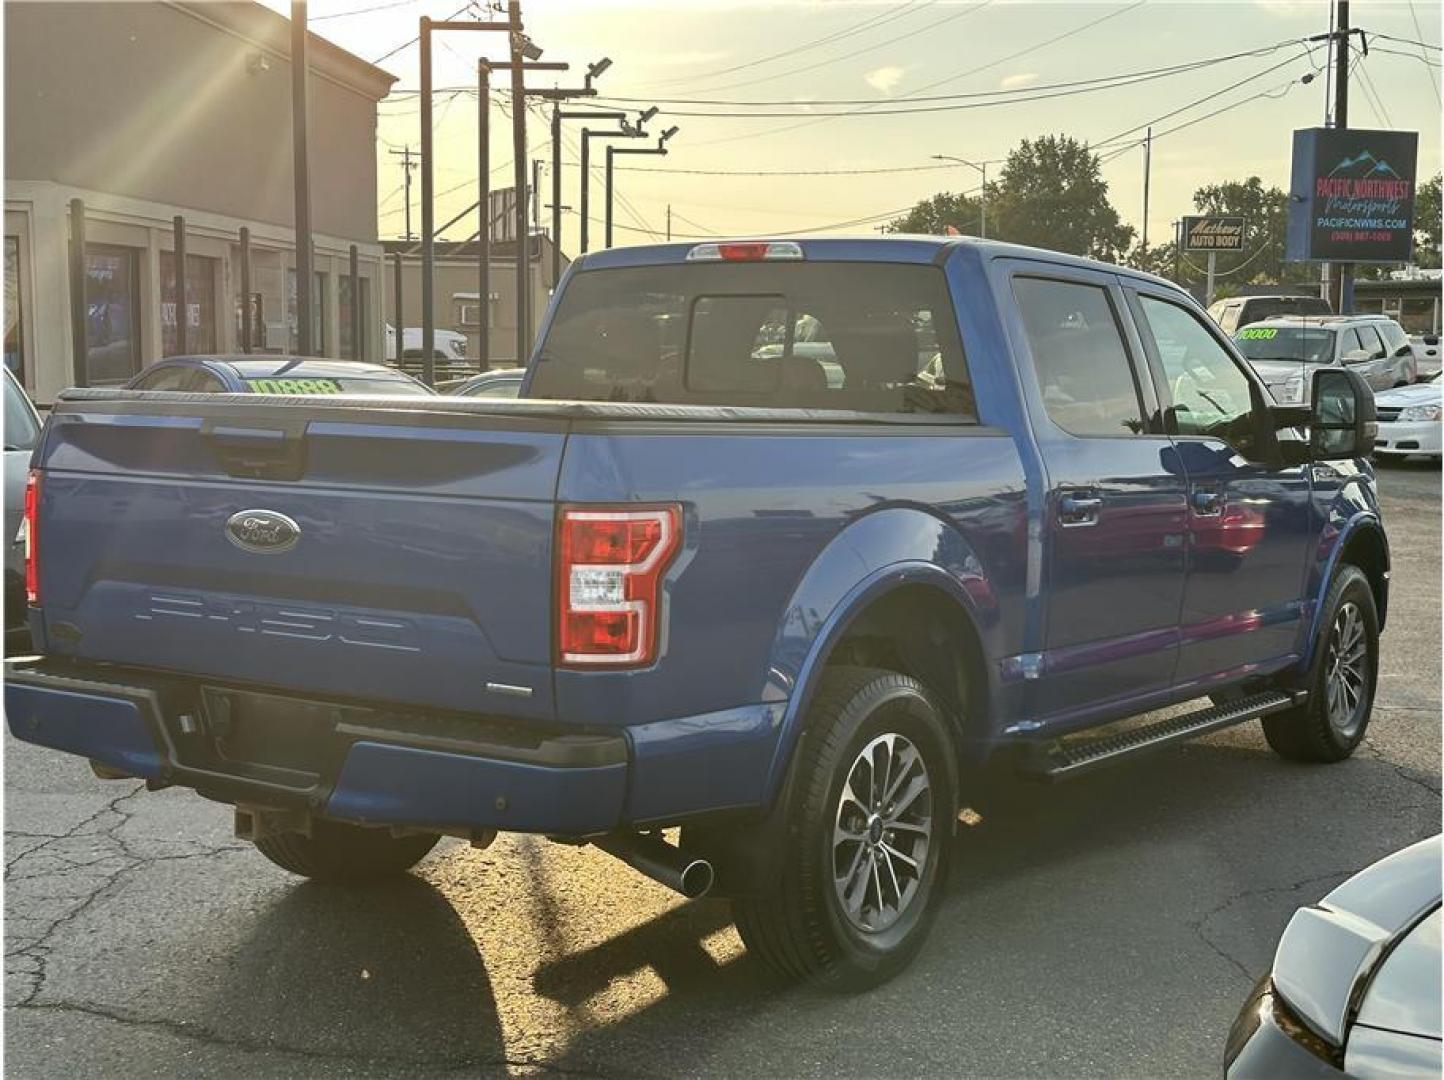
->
<box><xmin>1124</xmin><ymin>285</ymin><xmax>1313</xmax><ymax>685</ymax></box>
<box><xmin>1005</xmin><ymin>267</ymin><xmax>1188</xmax><ymax>719</ymax></box>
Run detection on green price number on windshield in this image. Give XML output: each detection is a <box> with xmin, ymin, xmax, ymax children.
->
<box><xmin>1236</xmin><ymin>328</ymin><xmax>1279</xmax><ymax>340</ymax></box>
<box><xmin>245</xmin><ymin>378</ymin><xmax>342</xmax><ymax>395</ymax></box>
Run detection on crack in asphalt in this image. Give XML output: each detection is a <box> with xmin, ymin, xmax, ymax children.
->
<box><xmin>1360</xmin><ymin>734</ymin><xmax>1442</xmax><ymax>799</ymax></box>
<box><xmin>1188</xmin><ymin>870</ymin><xmax>1356</xmax><ymax>986</ymax></box>
<box><xmin>8</xmin><ymin>999</ymin><xmax>615</xmax><ymax>1077</ymax></box>
<box><xmin>4</xmin><ymin>783</ymin><xmax>246</xmax><ymax>1007</ymax></box>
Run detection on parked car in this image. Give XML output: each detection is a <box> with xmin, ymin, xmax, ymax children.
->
<box><xmin>9</xmin><ymin>236</ymin><xmax>1389</xmax><ymax>990</ymax></box>
<box><xmin>1233</xmin><ymin>315</ymin><xmax>1417</xmax><ymax>403</ymax></box>
<box><xmin>125</xmin><ymin>356</ymin><xmax>435</xmax><ymax>396</ymax></box>
<box><xmin>445</xmin><ymin>369</ymin><xmax>524</xmax><ymax>399</ymax></box>
<box><xmin>1373</xmin><ymin>371</ymin><xmax>1442</xmax><ymax>462</ymax></box>
<box><xmin>384</xmin><ymin>324</ymin><xmax>468</xmax><ymax>363</ymax></box>
<box><xmin>1225</xmin><ymin>835</ymin><xmax>1440</xmax><ymax>1078</ymax></box>
<box><xmin>3</xmin><ymin>366</ymin><xmax>40</xmax><ymax>653</ymax></box>
<box><xmin>1410</xmin><ymin>333</ymin><xmax>1441</xmax><ymax>379</ymax></box>
<box><xmin>1207</xmin><ymin>294</ymin><xmax>1332</xmax><ymax>333</ymax></box>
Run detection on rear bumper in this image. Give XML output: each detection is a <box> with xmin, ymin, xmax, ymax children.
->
<box><xmin>3</xmin><ymin>661</ymin><xmax>628</xmax><ymax>836</ymax></box>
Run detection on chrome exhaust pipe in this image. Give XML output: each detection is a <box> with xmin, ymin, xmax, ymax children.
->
<box><xmin>593</xmin><ymin>832</ymin><xmax>714</xmax><ymax>899</ymax></box>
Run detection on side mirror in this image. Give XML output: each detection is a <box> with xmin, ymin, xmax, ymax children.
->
<box><xmin>1310</xmin><ymin>367</ymin><xmax>1377</xmax><ymax>460</ymax></box>
<box><xmin>1424</xmin><ymin>335</ymin><xmax>1440</xmax><ymax>347</ymax></box>
<box><xmin>1341</xmin><ymin>348</ymin><xmax>1374</xmax><ymax>365</ymax></box>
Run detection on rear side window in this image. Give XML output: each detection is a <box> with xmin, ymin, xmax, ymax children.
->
<box><xmin>1013</xmin><ymin>277</ymin><xmax>1145</xmax><ymax>437</ymax></box>
<box><xmin>1376</xmin><ymin>321</ymin><xmax>1410</xmax><ymax>355</ymax></box>
<box><xmin>530</xmin><ymin>263</ymin><xmax>975</xmax><ymax>416</ymax></box>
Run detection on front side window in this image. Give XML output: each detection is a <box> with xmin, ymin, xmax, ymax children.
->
<box><xmin>1139</xmin><ymin>295</ymin><xmax>1256</xmax><ymax>454</ymax></box>
<box><xmin>530</xmin><ymin>262</ymin><xmax>975</xmax><ymax>416</ymax></box>
<box><xmin>1013</xmin><ymin>277</ymin><xmax>1144</xmax><ymax>437</ymax></box>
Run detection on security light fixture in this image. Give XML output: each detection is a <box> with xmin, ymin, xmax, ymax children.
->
<box><xmin>517</xmin><ymin>34</ymin><xmax>543</xmax><ymax>61</ymax></box>
<box><xmin>638</xmin><ymin>105</ymin><xmax>660</xmax><ymax>125</ymax></box>
<box><xmin>661</xmin><ymin>125</ymin><xmax>679</xmax><ymax>142</ymax></box>
<box><xmin>587</xmin><ymin>57</ymin><xmax>613</xmax><ymax>84</ymax></box>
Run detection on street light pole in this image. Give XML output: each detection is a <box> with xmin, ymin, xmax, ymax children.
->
<box><xmin>606</xmin><ymin>129</ymin><xmax>678</xmax><ymax>248</ymax></box>
<box><xmin>930</xmin><ymin>153</ymin><xmax>987</xmax><ymax>238</ymax></box>
<box><xmin>291</xmin><ymin>0</ymin><xmax>314</xmax><ymax>355</ymax></box>
<box><xmin>507</xmin><ymin>0</ymin><xmax>530</xmax><ymax>366</ymax></box>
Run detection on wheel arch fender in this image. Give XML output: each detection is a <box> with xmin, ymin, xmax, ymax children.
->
<box><xmin>1304</xmin><ymin>510</ymin><xmax>1390</xmax><ymax>668</ymax></box>
<box><xmin>760</xmin><ymin>506</ymin><xmax>1001</xmax><ymax>806</ymax></box>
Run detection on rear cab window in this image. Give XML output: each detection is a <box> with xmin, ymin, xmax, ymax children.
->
<box><xmin>530</xmin><ymin>262</ymin><xmax>976</xmax><ymax>417</ymax></box>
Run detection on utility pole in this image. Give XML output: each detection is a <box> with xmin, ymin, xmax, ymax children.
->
<box><xmin>387</xmin><ymin>146</ymin><xmax>418</xmax><ymax>240</ymax></box>
<box><xmin>666</xmin><ymin>204</ymin><xmax>671</xmax><ymax>242</ymax></box>
<box><xmin>531</xmin><ymin>158</ymin><xmax>543</xmax><ymax>234</ymax></box>
<box><xmin>478</xmin><ymin>60</ymin><xmax>490</xmax><ymax>371</ymax></box>
<box><xmin>507</xmin><ymin>0</ymin><xmax>530</xmax><ymax>366</ymax></box>
<box><xmin>419</xmin><ymin>15</ymin><xmax>434</xmax><ymax>383</ymax></box>
<box><xmin>1333</xmin><ymin>0</ymin><xmax>1354</xmax><ymax>314</ymax></box>
<box><xmin>291</xmin><ymin>0</ymin><xmax>314</xmax><ymax>356</ymax></box>
<box><xmin>1142</xmin><ymin>127</ymin><xmax>1152</xmax><ymax>250</ymax></box>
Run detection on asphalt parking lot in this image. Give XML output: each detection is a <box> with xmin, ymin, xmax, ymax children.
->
<box><xmin>4</xmin><ymin>461</ymin><xmax>1439</xmax><ymax>1079</ymax></box>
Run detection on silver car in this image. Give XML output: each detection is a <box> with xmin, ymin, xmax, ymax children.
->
<box><xmin>1225</xmin><ymin>835</ymin><xmax>1441</xmax><ymax>1078</ymax></box>
<box><xmin>1234</xmin><ymin>316</ymin><xmax>1418</xmax><ymax>404</ymax></box>
<box><xmin>4</xmin><ymin>367</ymin><xmax>40</xmax><ymax>651</ymax></box>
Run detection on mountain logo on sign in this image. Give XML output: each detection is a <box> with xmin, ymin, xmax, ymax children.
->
<box><xmin>1328</xmin><ymin>150</ymin><xmax>1402</xmax><ymax>179</ymax></box>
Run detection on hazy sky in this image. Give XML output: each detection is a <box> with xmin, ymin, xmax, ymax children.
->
<box><xmin>268</xmin><ymin>0</ymin><xmax>1442</xmax><ymax>250</ymax></box>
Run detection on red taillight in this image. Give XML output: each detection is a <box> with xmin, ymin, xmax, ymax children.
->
<box><xmin>557</xmin><ymin>505</ymin><xmax>681</xmax><ymax>667</ymax></box>
<box><xmin>23</xmin><ymin>469</ymin><xmax>39</xmax><ymax>605</ymax></box>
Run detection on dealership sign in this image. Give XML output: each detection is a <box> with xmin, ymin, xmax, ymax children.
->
<box><xmin>1181</xmin><ymin>216</ymin><xmax>1245</xmax><ymax>252</ymax></box>
<box><xmin>1286</xmin><ymin>127</ymin><xmax>1419</xmax><ymax>263</ymax></box>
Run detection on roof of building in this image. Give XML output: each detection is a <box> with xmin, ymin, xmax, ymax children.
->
<box><xmin>175</xmin><ymin>2</ymin><xmax>396</xmax><ymax>101</ymax></box>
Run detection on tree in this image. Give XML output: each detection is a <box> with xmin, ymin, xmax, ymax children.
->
<box><xmin>884</xmin><ymin>134</ymin><xmax>1131</xmax><ymax>258</ymax></box>
<box><xmin>989</xmin><ymin>135</ymin><xmax>1134</xmax><ymax>260</ymax></box>
<box><xmin>1185</xmin><ymin>176</ymin><xmax>1316</xmax><ymax>289</ymax></box>
<box><xmin>882</xmin><ymin>191</ymin><xmax>984</xmax><ymax>236</ymax></box>
<box><xmin>1414</xmin><ymin>173</ymin><xmax>1441</xmax><ymax>269</ymax></box>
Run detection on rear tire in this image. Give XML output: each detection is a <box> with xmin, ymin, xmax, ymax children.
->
<box><xmin>1263</xmin><ymin>565</ymin><xmax>1378</xmax><ymax>763</ymax></box>
<box><xmin>732</xmin><ymin>666</ymin><xmax>956</xmax><ymax>991</ymax></box>
<box><xmin>254</xmin><ymin>820</ymin><xmax>440</xmax><ymax>882</ymax></box>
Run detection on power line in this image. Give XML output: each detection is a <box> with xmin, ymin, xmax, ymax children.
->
<box><xmin>677</xmin><ymin>0</ymin><xmax>995</xmax><ymax>97</ymax></box>
<box><xmin>312</xmin><ymin>0</ymin><xmax>420</xmax><ymax>21</ymax></box>
<box><xmin>1372</xmin><ymin>31</ymin><xmax>1442</xmax><ymax>51</ymax></box>
<box><xmin>1352</xmin><ymin>52</ymin><xmax>1393</xmax><ymax>127</ymax></box>
<box><xmin>614</xmin><ymin>161</ymin><xmax>979</xmax><ymax>178</ymax></box>
<box><xmin>587</xmin><ymin>42</ymin><xmax>1306</xmax><ymax>109</ymax></box>
<box><xmin>688</xmin><ymin>0</ymin><xmax>1145</xmax><ymax>148</ymax></box>
<box><xmin>639</xmin><ymin>0</ymin><xmax>937</xmax><ymax>90</ymax></box>
<box><xmin>370</xmin><ymin>1</ymin><xmax>472</xmax><ymax>65</ymax></box>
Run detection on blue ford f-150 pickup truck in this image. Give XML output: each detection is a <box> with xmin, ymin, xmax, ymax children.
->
<box><xmin>6</xmin><ymin>237</ymin><xmax>1387</xmax><ymax>989</ymax></box>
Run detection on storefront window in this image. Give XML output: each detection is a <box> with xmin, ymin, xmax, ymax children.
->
<box><xmin>339</xmin><ymin>276</ymin><xmax>371</xmax><ymax>359</ymax></box>
<box><xmin>160</xmin><ymin>252</ymin><xmax>217</xmax><ymax>356</ymax></box>
<box><xmin>4</xmin><ymin>236</ymin><xmax>24</xmax><ymax>382</ymax></box>
<box><xmin>287</xmin><ymin>269</ymin><xmax>327</xmax><ymax>356</ymax></box>
<box><xmin>82</xmin><ymin>244</ymin><xmax>141</xmax><ymax>384</ymax></box>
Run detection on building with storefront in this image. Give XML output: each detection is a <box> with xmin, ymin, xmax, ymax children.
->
<box><xmin>382</xmin><ymin>236</ymin><xmax>566</xmax><ymax>366</ymax></box>
<box><xmin>4</xmin><ymin>1</ymin><xmax>395</xmax><ymax>401</ymax></box>
<box><xmin>1353</xmin><ymin>270</ymin><xmax>1443</xmax><ymax>335</ymax></box>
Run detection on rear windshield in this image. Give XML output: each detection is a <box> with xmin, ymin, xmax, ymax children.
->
<box><xmin>242</xmin><ymin>375</ymin><xmax>433</xmax><ymax>396</ymax></box>
<box><xmin>529</xmin><ymin>262</ymin><xmax>975</xmax><ymax>417</ymax></box>
<box><xmin>1239</xmin><ymin>297</ymin><xmax>1330</xmax><ymax>325</ymax></box>
<box><xmin>1233</xmin><ymin>326</ymin><xmax>1335</xmax><ymax>363</ymax></box>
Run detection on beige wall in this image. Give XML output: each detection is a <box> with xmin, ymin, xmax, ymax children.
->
<box><xmin>389</xmin><ymin>257</ymin><xmax>557</xmax><ymax>366</ymax></box>
<box><xmin>4</xmin><ymin>1</ymin><xmax>386</xmax><ymax>240</ymax></box>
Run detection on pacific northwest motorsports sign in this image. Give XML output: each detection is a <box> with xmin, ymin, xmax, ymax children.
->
<box><xmin>1181</xmin><ymin>216</ymin><xmax>1246</xmax><ymax>252</ymax></box>
<box><xmin>1287</xmin><ymin>127</ymin><xmax>1420</xmax><ymax>263</ymax></box>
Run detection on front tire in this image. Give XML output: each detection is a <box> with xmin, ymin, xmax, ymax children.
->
<box><xmin>1263</xmin><ymin>564</ymin><xmax>1379</xmax><ymax>762</ymax></box>
<box><xmin>733</xmin><ymin>667</ymin><xmax>956</xmax><ymax>991</ymax></box>
<box><xmin>254</xmin><ymin>820</ymin><xmax>440</xmax><ymax>882</ymax></box>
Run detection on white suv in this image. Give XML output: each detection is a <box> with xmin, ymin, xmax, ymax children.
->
<box><xmin>1231</xmin><ymin>315</ymin><xmax>1418</xmax><ymax>404</ymax></box>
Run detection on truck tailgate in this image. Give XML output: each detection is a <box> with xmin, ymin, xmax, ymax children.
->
<box><xmin>32</xmin><ymin>395</ymin><xmax>565</xmax><ymax>720</ymax></box>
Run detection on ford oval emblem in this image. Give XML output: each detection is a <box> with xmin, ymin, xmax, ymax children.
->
<box><xmin>225</xmin><ymin>509</ymin><xmax>300</xmax><ymax>554</ymax></box>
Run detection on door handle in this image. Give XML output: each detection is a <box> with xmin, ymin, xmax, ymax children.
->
<box><xmin>1058</xmin><ymin>493</ymin><xmax>1103</xmax><ymax>527</ymax></box>
<box><xmin>1191</xmin><ymin>490</ymin><xmax>1224</xmax><ymax>516</ymax></box>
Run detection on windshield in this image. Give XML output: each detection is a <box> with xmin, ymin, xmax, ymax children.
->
<box><xmin>4</xmin><ymin>372</ymin><xmax>40</xmax><ymax>451</ymax></box>
<box><xmin>1233</xmin><ymin>326</ymin><xmax>1335</xmax><ymax>363</ymax></box>
<box><xmin>529</xmin><ymin>262</ymin><xmax>976</xmax><ymax>416</ymax></box>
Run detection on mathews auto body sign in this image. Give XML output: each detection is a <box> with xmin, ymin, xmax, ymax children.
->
<box><xmin>1286</xmin><ymin>127</ymin><xmax>1419</xmax><ymax>263</ymax></box>
<box><xmin>1182</xmin><ymin>216</ymin><xmax>1245</xmax><ymax>252</ymax></box>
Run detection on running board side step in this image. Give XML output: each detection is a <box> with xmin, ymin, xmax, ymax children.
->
<box><xmin>1021</xmin><ymin>690</ymin><xmax>1302</xmax><ymax>781</ymax></box>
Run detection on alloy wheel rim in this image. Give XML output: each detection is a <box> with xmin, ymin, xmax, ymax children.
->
<box><xmin>1325</xmin><ymin>600</ymin><xmax>1368</xmax><ymax>738</ymax></box>
<box><xmin>832</xmin><ymin>732</ymin><xmax>933</xmax><ymax>934</ymax></box>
